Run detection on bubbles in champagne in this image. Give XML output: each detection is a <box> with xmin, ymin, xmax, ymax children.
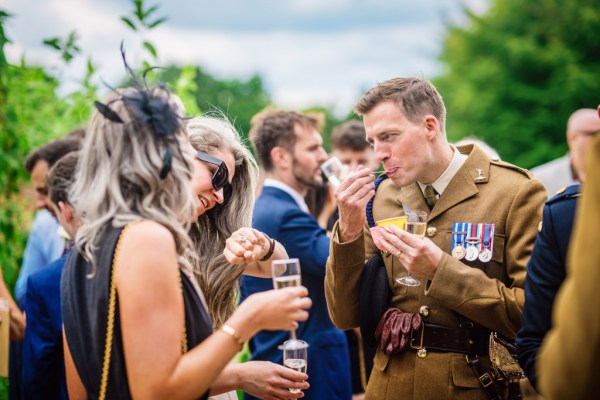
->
<box><xmin>404</xmin><ymin>221</ymin><xmax>426</xmax><ymax>237</ymax></box>
<box><xmin>273</xmin><ymin>274</ymin><xmax>302</xmax><ymax>289</ymax></box>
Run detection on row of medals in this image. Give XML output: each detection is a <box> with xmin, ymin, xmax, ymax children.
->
<box><xmin>451</xmin><ymin>236</ymin><xmax>492</xmax><ymax>262</ymax></box>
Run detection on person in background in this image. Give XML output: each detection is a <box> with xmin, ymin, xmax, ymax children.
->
<box><xmin>325</xmin><ymin>77</ymin><xmax>546</xmax><ymax>399</ymax></box>
<box><xmin>16</xmin><ymin>130</ymin><xmax>84</xmax><ymax>306</ymax></box>
<box><xmin>187</xmin><ymin>115</ymin><xmax>310</xmax><ymax>399</ymax></box>
<box><xmin>10</xmin><ymin>130</ymin><xmax>82</xmax><ymax>400</ymax></box>
<box><xmin>517</xmin><ymin>107</ymin><xmax>598</xmax><ymax>393</ymax></box>
<box><xmin>243</xmin><ymin>108</ymin><xmax>352</xmax><ymax>400</ymax></box>
<box><xmin>22</xmin><ymin>151</ymin><xmax>80</xmax><ymax>400</ymax></box>
<box><xmin>531</xmin><ymin>108</ymin><xmax>600</xmax><ymax>196</ymax></box>
<box><xmin>537</xmin><ymin>105</ymin><xmax>600</xmax><ymax>399</ymax></box>
<box><xmin>61</xmin><ymin>83</ymin><xmax>310</xmax><ymax>399</ymax></box>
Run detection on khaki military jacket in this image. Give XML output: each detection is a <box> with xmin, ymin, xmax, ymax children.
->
<box><xmin>325</xmin><ymin>144</ymin><xmax>547</xmax><ymax>400</ymax></box>
<box><xmin>538</xmin><ymin>135</ymin><xmax>600</xmax><ymax>399</ymax></box>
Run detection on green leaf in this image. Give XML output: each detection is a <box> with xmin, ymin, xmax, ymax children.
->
<box><xmin>42</xmin><ymin>38</ymin><xmax>61</xmax><ymax>51</ymax></box>
<box><xmin>121</xmin><ymin>16</ymin><xmax>137</xmax><ymax>31</ymax></box>
<box><xmin>134</xmin><ymin>0</ymin><xmax>144</xmax><ymax>20</ymax></box>
<box><xmin>143</xmin><ymin>41</ymin><xmax>158</xmax><ymax>58</ymax></box>
<box><xmin>148</xmin><ymin>16</ymin><xmax>167</xmax><ymax>29</ymax></box>
<box><xmin>142</xmin><ymin>4</ymin><xmax>159</xmax><ymax>20</ymax></box>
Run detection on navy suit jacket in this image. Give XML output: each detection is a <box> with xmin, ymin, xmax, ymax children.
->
<box><xmin>241</xmin><ymin>186</ymin><xmax>351</xmax><ymax>400</ymax></box>
<box><xmin>517</xmin><ymin>184</ymin><xmax>580</xmax><ymax>390</ymax></box>
<box><xmin>22</xmin><ymin>254</ymin><xmax>69</xmax><ymax>400</ymax></box>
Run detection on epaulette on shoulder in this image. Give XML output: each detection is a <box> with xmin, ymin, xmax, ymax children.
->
<box><xmin>490</xmin><ymin>159</ymin><xmax>532</xmax><ymax>178</ymax></box>
<box><xmin>546</xmin><ymin>184</ymin><xmax>581</xmax><ymax>206</ymax></box>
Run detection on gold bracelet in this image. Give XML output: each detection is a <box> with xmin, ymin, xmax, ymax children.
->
<box><xmin>220</xmin><ymin>324</ymin><xmax>245</xmax><ymax>350</ymax></box>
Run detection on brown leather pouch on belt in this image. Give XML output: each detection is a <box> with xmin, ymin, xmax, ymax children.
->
<box><xmin>374</xmin><ymin>307</ymin><xmax>422</xmax><ymax>355</ymax></box>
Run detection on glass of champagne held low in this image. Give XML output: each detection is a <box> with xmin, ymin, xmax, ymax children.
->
<box><xmin>271</xmin><ymin>258</ymin><xmax>302</xmax><ymax>340</ymax></box>
<box><xmin>282</xmin><ymin>339</ymin><xmax>309</xmax><ymax>393</ymax></box>
<box><xmin>397</xmin><ymin>210</ymin><xmax>428</xmax><ymax>287</ymax></box>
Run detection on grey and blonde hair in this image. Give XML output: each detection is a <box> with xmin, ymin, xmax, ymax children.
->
<box><xmin>187</xmin><ymin>115</ymin><xmax>259</xmax><ymax>328</ymax></box>
<box><xmin>71</xmin><ymin>87</ymin><xmax>195</xmax><ymax>276</ymax></box>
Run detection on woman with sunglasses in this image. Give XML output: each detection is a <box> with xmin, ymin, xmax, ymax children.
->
<box><xmin>188</xmin><ymin>116</ymin><xmax>310</xmax><ymax>399</ymax></box>
<box><xmin>61</xmin><ymin>85</ymin><xmax>311</xmax><ymax>400</ymax></box>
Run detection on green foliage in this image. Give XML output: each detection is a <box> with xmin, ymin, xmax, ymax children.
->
<box><xmin>433</xmin><ymin>0</ymin><xmax>600</xmax><ymax>168</ymax></box>
<box><xmin>0</xmin><ymin>10</ymin><xmax>94</xmax><ymax>297</ymax></box>
<box><xmin>42</xmin><ymin>31</ymin><xmax>81</xmax><ymax>63</ymax></box>
<box><xmin>121</xmin><ymin>0</ymin><xmax>166</xmax><ymax>62</ymax></box>
<box><xmin>0</xmin><ymin>9</ymin><xmax>28</xmax><ymax>293</ymax></box>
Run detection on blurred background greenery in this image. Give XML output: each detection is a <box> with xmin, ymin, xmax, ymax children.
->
<box><xmin>0</xmin><ymin>0</ymin><xmax>599</xmax><ymax>394</ymax></box>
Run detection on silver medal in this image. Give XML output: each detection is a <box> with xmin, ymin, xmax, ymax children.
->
<box><xmin>478</xmin><ymin>248</ymin><xmax>492</xmax><ymax>262</ymax></box>
<box><xmin>465</xmin><ymin>245</ymin><xmax>479</xmax><ymax>261</ymax></box>
<box><xmin>452</xmin><ymin>245</ymin><xmax>466</xmax><ymax>260</ymax></box>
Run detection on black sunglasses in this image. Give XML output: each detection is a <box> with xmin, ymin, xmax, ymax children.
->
<box><xmin>196</xmin><ymin>150</ymin><xmax>229</xmax><ymax>191</ymax></box>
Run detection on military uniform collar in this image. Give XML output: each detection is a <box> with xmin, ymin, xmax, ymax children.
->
<box><xmin>396</xmin><ymin>143</ymin><xmax>492</xmax><ymax>220</ymax></box>
<box><xmin>417</xmin><ymin>144</ymin><xmax>467</xmax><ymax>196</ymax></box>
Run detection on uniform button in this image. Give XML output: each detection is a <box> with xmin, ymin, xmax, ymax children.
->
<box><xmin>419</xmin><ymin>305</ymin><xmax>430</xmax><ymax>317</ymax></box>
<box><xmin>426</xmin><ymin>227</ymin><xmax>437</xmax><ymax>237</ymax></box>
<box><xmin>417</xmin><ymin>348</ymin><xmax>427</xmax><ymax>358</ymax></box>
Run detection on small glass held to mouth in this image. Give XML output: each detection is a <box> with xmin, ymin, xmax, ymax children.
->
<box><xmin>320</xmin><ymin>156</ymin><xmax>344</xmax><ymax>188</ymax></box>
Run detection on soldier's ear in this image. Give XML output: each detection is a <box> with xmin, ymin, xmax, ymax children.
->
<box><xmin>423</xmin><ymin>115</ymin><xmax>439</xmax><ymax>140</ymax></box>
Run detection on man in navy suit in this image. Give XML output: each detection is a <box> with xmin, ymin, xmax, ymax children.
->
<box><xmin>242</xmin><ymin>109</ymin><xmax>352</xmax><ymax>400</ymax></box>
<box><xmin>22</xmin><ymin>151</ymin><xmax>80</xmax><ymax>400</ymax></box>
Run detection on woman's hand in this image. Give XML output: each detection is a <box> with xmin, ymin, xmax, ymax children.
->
<box><xmin>224</xmin><ymin>228</ymin><xmax>270</xmax><ymax>265</ymax></box>
<box><xmin>233</xmin><ymin>286</ymin><xmax>311</xmax><ymax>336</ymax></box>
<box><xmin>236</xmin><ymin>361</ymin><xmax>309</xmax><ymax>399</ymax></box>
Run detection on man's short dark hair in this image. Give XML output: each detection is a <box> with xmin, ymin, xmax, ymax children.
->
<box><xmin>354</xmin><ymin>77</ymin><xmax>446</xmax><ymax>129</ymax></box>
<box><xmin>330</xmin><ymin>120</ymin><xmax>369</xmax><ymax>152</ymax></box>
<box><xmin>24</xmin><ymin>128</ymin><xmax>85</xmax><ymax>173</ymax></box>
<box><xmin>250</xmin><ymin>108</ymin><xmax>320</xmax><ymax>172</ymax></box>
<box><xmin>46</xmin><ymin>151</ymin><xmax>80</xmax><ymax>206</ymax></box>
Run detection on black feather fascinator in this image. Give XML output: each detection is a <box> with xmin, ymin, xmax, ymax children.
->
<box><xmin>94</xmin><ymin>43</ymin><xmax>184</xmax><ymax>179</ymax></box>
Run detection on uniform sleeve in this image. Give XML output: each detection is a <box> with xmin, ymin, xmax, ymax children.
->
<box><xmin>516</xmin><ymin>205</ymin><xmax>566</xmax><ymax>390</ymax></box>
<box><xmin>22</xmin><ymin>276</ymin><xmax>62</xmax><ymax>399</ymax></box>
<box><xmin>539</xmin><ymin>137</ymin><xmax>600</xmax><ymax>399</ymax></box>
<box><xmin>425</xmin><ymin>177</ymin><xmax>547</xmax><ymax>337</ymax></box>
<box><xmin>324</xmin><ymin>222</ymin><xmax>368</xmax><ymax>330</ymax></box>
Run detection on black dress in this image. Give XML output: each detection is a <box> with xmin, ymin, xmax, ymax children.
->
<box><xmin>61</xmin><ymin>224</ymin><xmax>213</xmax><ymax>399</ymax></box>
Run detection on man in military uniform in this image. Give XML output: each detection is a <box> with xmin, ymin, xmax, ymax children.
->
<box><xmin>325</xmin><ymin>77</ymin><xmax>547</xmax><ymax>399</ymax></box>
<box><xmin>538</xmin><ymin>105</ymin><xmax>600</xmax><ymax>399</ymax></box>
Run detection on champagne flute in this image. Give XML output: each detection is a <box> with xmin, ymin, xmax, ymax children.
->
<box><xmin>272</xmin><ymin>258</ymin><xmax>302</xmax><ymax>340</ymax></box>
<box><xmin>396</xmin><ymin>210</ymin><xmax>428</xmax><ymax>287</ymax></box>
<box><xmin>282</xmin><ymin>339</ymin><xmax>309</xmax><ymax>393</ymax></box>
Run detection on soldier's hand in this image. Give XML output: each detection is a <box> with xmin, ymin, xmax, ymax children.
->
<box><xmin>336</xmin><ymin>166</ymin><xmax>375</xmax><ymax>242</ymax></box>
<box><xmin>379</xmin><ymin>224</ymin><xmax>443</xmax><ymax>280</ymax></box>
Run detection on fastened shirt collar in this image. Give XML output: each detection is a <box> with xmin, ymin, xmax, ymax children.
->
<box><xmin>417</xmin><ymin>144</ymin><xmax>467</xmax><ymax>196</ymax></box>
<box><xmin>263</xmin><ymin>178</ymin><xmax>310</xmax><ymax>213</ymax></box>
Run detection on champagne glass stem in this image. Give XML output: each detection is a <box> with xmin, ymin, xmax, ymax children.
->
<box><xmin>290</xmin><ymin>329</ymin><xmax>297</xmax><ymax>341</ymax></box>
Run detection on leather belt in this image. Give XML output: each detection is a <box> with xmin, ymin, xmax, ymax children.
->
<box><xmin>409</xmin><ymin>323</ymin><xmax>490</xmax><ymax>355</ymax></box>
